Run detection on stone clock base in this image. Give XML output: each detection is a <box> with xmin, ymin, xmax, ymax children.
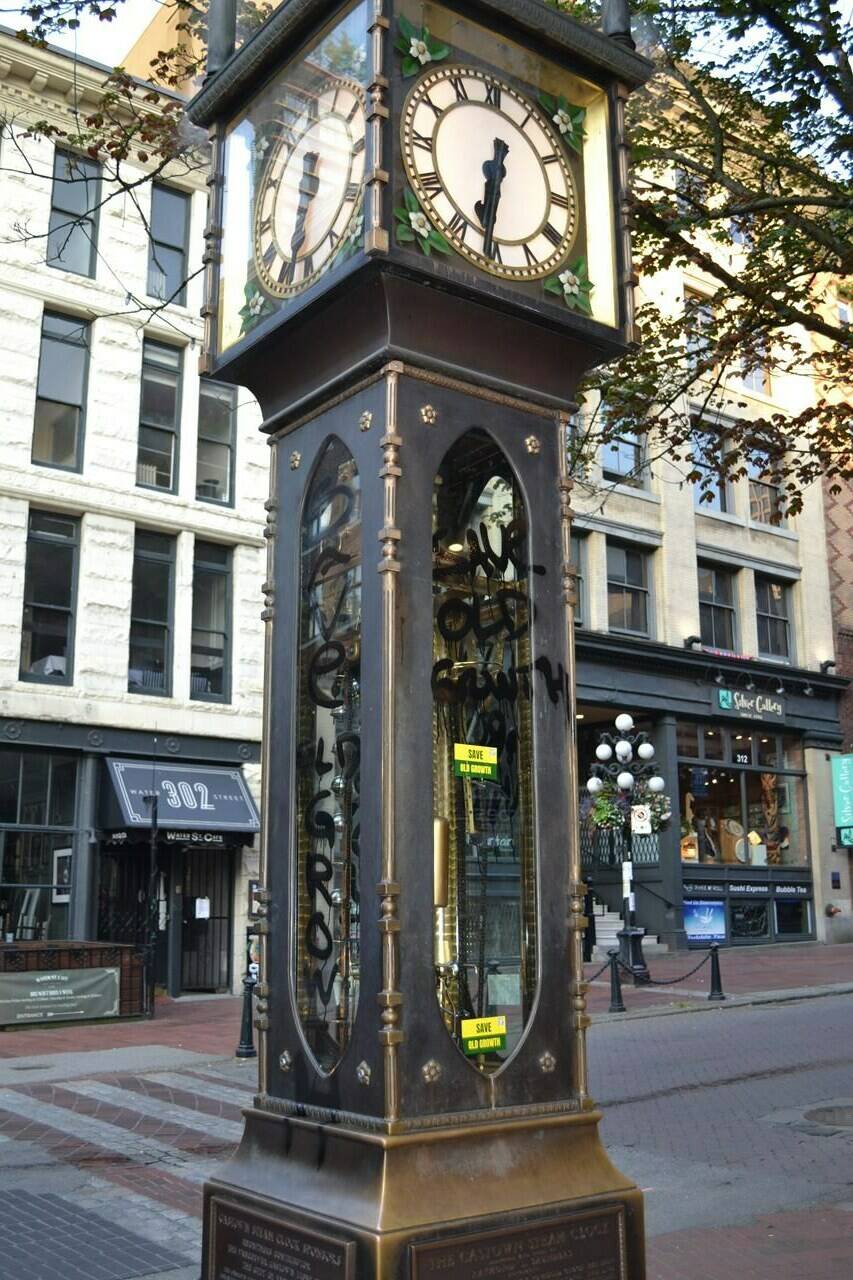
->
<box><xmin>200</xmin><ymin>1106</ymin><xmax>645</xmax><ymax>1279</ymax></box>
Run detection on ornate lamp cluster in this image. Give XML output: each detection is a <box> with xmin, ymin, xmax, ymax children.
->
<box><xmin>585</xmin><ymin>713</ymin><xmax>665</xmax><ymax>798</ymax></box>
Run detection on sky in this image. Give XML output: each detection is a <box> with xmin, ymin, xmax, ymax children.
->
<box><xmin>3</xmin><ymin>0</ymin><xmax>160</xmax><ymax>68</ymax></box>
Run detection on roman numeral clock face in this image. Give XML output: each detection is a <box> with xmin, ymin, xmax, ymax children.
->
<box><xmin>253</xmin><ymin>79</ymin><xmax>366</xmax><ymax>297</ymax></box>
<box><xmin>401</xmin><ymin>66</ymin><xmax>578</xmax><ymax>279</ymax></box>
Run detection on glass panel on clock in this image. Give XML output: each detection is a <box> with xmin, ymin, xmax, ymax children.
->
<box><xmin>293</xmin><ymin>438</ymin><xmax>362</xmax><ymax>1075</ymax></box>
<box><xmin>219</xmin><ymin>0</ymin><xmax>369</xmax><ymax>353</ymax></box>
<box><xmin>432</xmin><ymin>431</ymin><xmax>539</xmax><ymax>1070</ymax></box>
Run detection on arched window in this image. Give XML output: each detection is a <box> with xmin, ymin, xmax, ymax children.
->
<box><xmin>294</xmin><ymin>439</ymin><xmax>362</xmax><ymax>1073</ymax></box>
<box><xmin>432</xmin><ymin>430</ymin><xmax>539</xmax><ymax>1068</ymax></box>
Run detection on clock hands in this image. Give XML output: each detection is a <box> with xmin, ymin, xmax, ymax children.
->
<box><xmin>474</xmin><ymin>137</ymin><xmax>509</xmax><ymax>259</ymax></box>
<box><xmin>288</xmin><ymin>150</ymin><xmax>321</xmax><ymax>272</ymax></box>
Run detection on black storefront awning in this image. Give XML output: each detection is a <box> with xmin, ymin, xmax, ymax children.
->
<box><xmin>102</xmin><ymin>759</ymin><xmax>260</xmax><ymax>838</ymax></box>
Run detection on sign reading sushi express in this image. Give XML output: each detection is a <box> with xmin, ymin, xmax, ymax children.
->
<box><xmin>461</xmin><ymin>1015</ymin><xmax>507</xmax><ymax>1055</ymax></box>
<box><xmin>453</xmin><ymin>743</ymin><xmax>498</xmax><ymax>780</ymax></box>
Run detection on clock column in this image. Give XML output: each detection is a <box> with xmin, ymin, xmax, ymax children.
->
<box><xmin>190</xmin><ymin>1</ymin><xmax>652</xmax><ymax>1277</ymax></box>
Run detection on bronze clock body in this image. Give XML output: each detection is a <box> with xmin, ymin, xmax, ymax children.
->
<box><xmin>190</xmin><ymin>1</ymin><xmax>651</xmax><ymax>1276</ymax></box>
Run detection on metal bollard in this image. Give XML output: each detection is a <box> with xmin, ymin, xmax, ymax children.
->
<box><xmin>608</xmin><ymin>949</ymin><xmax>626</xmax><ymax>1013</ymax></box>
<box><xmin>235</xmin><ymin>967</ymin><xmax>258</xmax><ymax>1058</ymax></box>
<box><xmin>707</xmin><ymin>942</ymin><xmax>725</xmax><ymax>1002</ymax></box>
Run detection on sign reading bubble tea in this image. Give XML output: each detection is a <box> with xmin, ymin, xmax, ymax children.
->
<box><xmin>460</xmin><ymin>1014</ymin><xmax>507</xmax><ymax>1055</ymax></box>
<box><xmin>453</xmin><ymin>743</ymin><xmax>498</xmax><ymax>781</ymax></box>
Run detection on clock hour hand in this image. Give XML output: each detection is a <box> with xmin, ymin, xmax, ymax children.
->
<box><xmin>474</xmin><ymin>137</ymin><xmax>509</xmax><ymax>259</ymax></box>
<box><xmin>288</xmin><ymin>150</ymin><xmax>320</xmax><ymax>266</ymax></box>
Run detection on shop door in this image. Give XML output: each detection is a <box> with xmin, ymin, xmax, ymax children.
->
<box><xmin>181</xmin><ymin>847</ymin><xmax>234</xmax><ymax>991</ymax></box>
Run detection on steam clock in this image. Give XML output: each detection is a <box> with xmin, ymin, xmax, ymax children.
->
<box><xmin>190</xmin><ymin>1</ymin><xmax>652</xmax><ymax>1276</ymax></box>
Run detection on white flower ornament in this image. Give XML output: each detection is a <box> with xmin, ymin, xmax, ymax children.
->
<box><xmin>559</xmin><ymin>269</ymin><xmax>581</xmax><ymax>299</ymax></box>
<box><xmin>410</xmin><ymin>38</ymin><xmax>432</xmax><ymax>65</ymax></box>
<box><xmin>248</xmin><ymin>293</ymin><xmax>265</xmax><ymax>316</ymax></box>
<box><xmin>254</xmin><ymin>135</ymin><xmax>270</xmax><ymax>159</ymax></box>
<box><xmin>553</xmin><ymin>108</ymin><xmax>573</xmax><ymax>135</ymax></box>
<box><xmin>410</xmin><ymin>210</ymin><xmax>431</xmax><ymax>238</ymax></box>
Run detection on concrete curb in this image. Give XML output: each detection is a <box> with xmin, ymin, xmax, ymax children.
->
<box><xmin>591</xmin><ymin>981</ymin><xmax>853</xmax><ymax>1024</ymax></box>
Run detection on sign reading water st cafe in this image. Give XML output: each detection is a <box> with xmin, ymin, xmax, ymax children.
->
<box><xmin>713</xmin><ymin>687</ymin><xmax>786</xmax><ymax>722</ymax></box>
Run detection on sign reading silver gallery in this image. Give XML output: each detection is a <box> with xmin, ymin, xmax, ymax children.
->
<box><xmin>0</xmin><ymin>967</ymin><xmax>119</xmax><ymax>1026</ymax></box>
<box><xmin>713</xmin><ymin>688</ymin><xmax>785</xmax><ymax>722</ymax></box>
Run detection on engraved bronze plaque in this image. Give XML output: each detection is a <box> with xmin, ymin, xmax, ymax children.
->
<box><xmin>209</xmin><ymin>1197</ymin><xmax>355</xmax><ymax>1279</ymax></box>
<box><xmin>410</xmin><ymin>1205</ymin><xmax>627</xmax><ymax>1280</ymax></box>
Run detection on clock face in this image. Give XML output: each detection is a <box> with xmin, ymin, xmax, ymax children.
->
<box><xmin>401</xmin><ymin>65</ymin><xmax>578</xmax><ymax>281</ymax></box>
<box><xmin>253</xmin><ymin>79</ymin><xmax>367</xmax><ymax>298</ymax></box>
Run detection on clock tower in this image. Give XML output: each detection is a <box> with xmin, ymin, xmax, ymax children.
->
<box><xmin>190</xmin><ymin>2</ymin><xmax>652</xmax><ymax>1277</ymax></box>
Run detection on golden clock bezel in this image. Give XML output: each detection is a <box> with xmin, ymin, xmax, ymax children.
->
<box><xmin>252</xmin><ymin>77</ymin><xmax>367</xmax><ymax>300</ymax></box>
<box><xmin>401</xmin><ymin>64</ymin><xmax>578</xmax><ymax>282</ymax></box>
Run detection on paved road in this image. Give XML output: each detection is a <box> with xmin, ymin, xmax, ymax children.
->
<box><xmin>591</xmin><ymin>993</ymin><xmax>853</xmax><ymax>1277</ymax></box>
<box><xmin>0</xmin><ymin>994</ymin><xmax>850</xmax><ymax>1279</ymax></box>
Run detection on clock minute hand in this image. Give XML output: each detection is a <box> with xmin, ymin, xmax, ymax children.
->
<box><xmin>289</xmin><ymin>150</ymin><xmax>320</xmax><ymax>265</ymax></box>
<box><xmin>474</xmin><ymin>137</ymin><xmax>509</xmax><ymax>259</ymax></box>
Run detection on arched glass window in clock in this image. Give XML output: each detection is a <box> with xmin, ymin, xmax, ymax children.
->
<box><xmin>218</xmin><ymin>0</ymin><xmax>370</xmax><ymax>353</ymax></box>
<box><xmin>432</xmin><ymin>431</ymin><xmax>540</xmax><ymax>1068</ymax></box>
<box><xmin>294</xmin><ymin>438</ymin><xmax>362</xmax><ymax>1073</ymax></box>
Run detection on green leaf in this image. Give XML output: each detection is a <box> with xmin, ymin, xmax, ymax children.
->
<box><xmin>403</xmin><ymin>188</ymin><xmax>419</xmax><ymax>213</ymax></box>
<box><xmin>544</xmin><ymin>276</ymin><xmax>563</xmax><ymax>296</ymax></box>
<box><xmin>539</xmin><ymin>91</ymin><xmax>556</xmax><ymax>114</ymax></box>
<box><xmin>420</xmin><ymin>236</ymin><xmax>432</xmax><ymax>256</ymax></box>
<box><xmin>426</xmin><ymin>38</ymin><xmax>450</xmax><ymax>58</ymax></box>
<box><xmin>396</xmin><ymin>225</ymin><xmax>416</xmax><ymax>242</ymax></box>
<box><xmin>397</xmin><ymin>14</ymin><xmax>417</xmax><ymax>41</ymax></box>
<box><xmin>394</xmin><ymin>35</ymin><xmax>410</xmax><ymax>55</ymax></box>
<box><xmin>393</xmin><ymin>206</ymin><xmax>410</xmax><ymax>223</ymax></box>
<box><xmin>401</xmin><ymin>55</ymin><xmax>419</xmax><ymax>77</ymax></box>
<box><xmin>428</xmin><ymin>229</ymin><xmax>451</xmax><ymax>253</ymax></box>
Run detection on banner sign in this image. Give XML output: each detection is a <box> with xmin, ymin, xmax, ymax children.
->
<box><xmin>460</xmin><ymin>1014</ymin><xmax>507</xmax><ymax>1055</ymax></box>
<box><xmin>831</xmin><ymin>755</ymin><xmax>853</xmax><ymax>847</ymax></box>
<box><xmin>0</xmin><ymin>967</ymin><xmax>119</xmax><ymax>1026</ymax></box>
<box><xmin>714</xmin><ymin>688</ymin><xmax>785</xmax><ymax>722</ymax></box>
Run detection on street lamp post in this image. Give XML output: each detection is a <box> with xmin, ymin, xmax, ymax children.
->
<box><xmin>585</xmin><ymin>713</ymin><xmax>668</xmax><ymax>985</ymax></box>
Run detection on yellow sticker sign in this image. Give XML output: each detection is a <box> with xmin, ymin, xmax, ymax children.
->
<box><xmin>453</xmin><ymin>743</ymin><xmax>498</xmax><ymax>780</ymax></box>
<box><xmin>460</xmin><ymin>1014</ymin><xmax>507</xmax><ymax>1055</ymax></box>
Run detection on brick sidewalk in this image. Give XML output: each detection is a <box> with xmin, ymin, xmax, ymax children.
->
<box><xmin>583</xmin><ymin>940</ymin><xmax>853</xmax><ymax>1016</ymax></box>
<box><xmin>0</xmin><ymin>994</ymin><xmax>243</xmax><ymax>1059</ymax></box>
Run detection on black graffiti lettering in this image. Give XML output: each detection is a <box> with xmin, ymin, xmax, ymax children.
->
<box><xmin>436</xmin><ymin>588</ymin><xmax>530</xmax><ymax>646</ymax></box>
<box><xmin>431</xmin><ymin>654</ymin><xmax>566</xmax><ymax>707</ymax></box>
<box><xmin>314</xmin><ymin>737</ymin><xmax>333</xmax><ymax>779</ymax></box>
<box><xmin>306</xmin><ymin>794</ymin><xmax>335</xmax><ymax>847</ymax></box>
<box><xmin>435</xmin><ymin>519</ymin><xmax>545</xmax><ymax>581</ymax></box>
<box><xmin>308</xmin><ymin>641</ymin><xmax>347</xmax><ymax>708</ymax></box>
<box><xmin>306</xmin><ymin>910</ymin><xmax>334</xmax><ymax>961</ymax></box>
<box><xmin>310</xmin><ymin>961</ymin><xmax>338</xmax><ymax>1006</ymax></box>
<box><xmin>534</xmin><ymin>654</ymin><xmax>566</xmax><ymax>705</ymax></box>
<box><xmin>334</xmin><ymin>731</ymin><xmax>361</xmax><ymax>781</ymax></box>
<box><xmin>306</xmin><ymin>851</ymin><xmax>334</xmax><ymax>906</ymax></box>
<box><xmin>305</xmin><ymin>546</ymin><xmax>353</xmax><ymax>640</ymax></box>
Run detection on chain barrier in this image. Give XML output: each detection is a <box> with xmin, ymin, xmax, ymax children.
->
<box><xmin>615</xmin><ymin>952</ymin><xmax>711</xmax><ymax>986</ymax></box>
<box><xmin>585</xmin><ymin>957</ymin><xmax>612</xmax><ymax>983</ymax></box>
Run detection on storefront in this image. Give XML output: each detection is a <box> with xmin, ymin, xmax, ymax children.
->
<box><xmin>0</xmin><ymin>722</ymin><xmax>261</xmax><ymax>997</ymax></box>
<box><xmin>575</xmin><ymin>631</ymin><xmax>845</xmax><ymax>949</ymax></box>
<box><xmin>99</xmin><ymin>758</ymin><xmax>260</xmax><ymax>995</ymax></box>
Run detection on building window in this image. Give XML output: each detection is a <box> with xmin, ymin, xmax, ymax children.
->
<box><xmin>19</xmin><ymin>511</ymin><xmax>78</xmax><ymax>684</ymax></box>
<box><xmin>191</xmin><ymin>541</ymin><xmax>231</xmax><ymax>702</ymax></box>
<box><xmin>740</xmin><ymin>344</ymin><xmax>770</xmax><ymax>395</ymax></box>
<box><xmin>570</xmin><ymin>534</ymin><xmax>584</xmax><ymax>626</ymax></box>
<box><xmin>147</xmin><ymin>184</ymin><xmax>190</xmax><ymax>305</ymax></box>
<box><xmin>748</xmin><ymin>454</ymin><xmax>783</xmax><ymax>525</ymax></box>
<box><xmin>698</xmin><ymin>564</ymin><xmax>736</xmax><ymax>652</ymax></box>
<box><xmin>32</xmin><ymin>312</ymin><xmax>89</xmax><ymax>472</ymax></box>
<box><xmin>677</xmin><ymin>724</ymin><xmax>810</xmax><ymax>872</ymax></box>
<box><xmin>601</xmin><ymin>432</ymin><xmax>643</xmax><ymax>487</ymax></box>
<box><xmin>47</xmin><ymin>149</ymin><xmax>100</xmax><ymax>277</ymax></box>
<box><xmin>0</xmin><ymin>749</ymin><xmax>78</xmax><ymax>942</ymax></box>
<box><xmin>128</xmin><ymin>531</ymin><xmax>174</xmax><ymax>695</ymax></box>
<box><xmin>607</xmin><ymin>542</ymin><xmax>650</xmax><ymax>636</ymax></box>
<box><xmin>137</xmin><ymin>340</ymin><xmax>181</xmax><ymax>491</ymax></box>
<box><xmin>196</xmin><ymin>381</ymin><xmax>236</xmax><ymax>504</ymax></box>
<box><xmin>730</xmin><ymin>217</ymin><xmax>752</xmax><ymax>248</ymax></box>
<box><xmin>755</xmin><ymin>575</ymin><xmax>791</xmax><ymax>660</ymax></box>
<box><xmin>685</xmin><ymin>291</ymin><xmax>714</xmax><ymax>373</ymax></box>
<box><xmin>691</xmin><ymin>423</ymin><xmax>727</xmax><ymax>512</ymax></box>
<box><xmin>839</xmin><ymin>300</ymin><xmax>851</xmax><ymax>327</ymax></box>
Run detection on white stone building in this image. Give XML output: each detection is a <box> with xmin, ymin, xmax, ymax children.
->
<box><xmin>0</xmin><ymin>28</ymin><xmax>267</xmax><ymax>996</ymax></box>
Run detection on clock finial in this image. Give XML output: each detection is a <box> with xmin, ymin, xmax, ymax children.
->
<box><xmin>602</xmin><ymin>0</ymin><xmax>636</xmax><ymax>50</ymax></box>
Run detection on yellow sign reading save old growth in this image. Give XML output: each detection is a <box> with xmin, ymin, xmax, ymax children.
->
<box><xmin>460</xmin><ymin>1014</ymin><xmax>507</xmax><ymax>1054</ymax></box>
<box><xmin>453</xmin><ymin>743</ymin><xmax>498</xmax><ymax>780</ymax></box>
